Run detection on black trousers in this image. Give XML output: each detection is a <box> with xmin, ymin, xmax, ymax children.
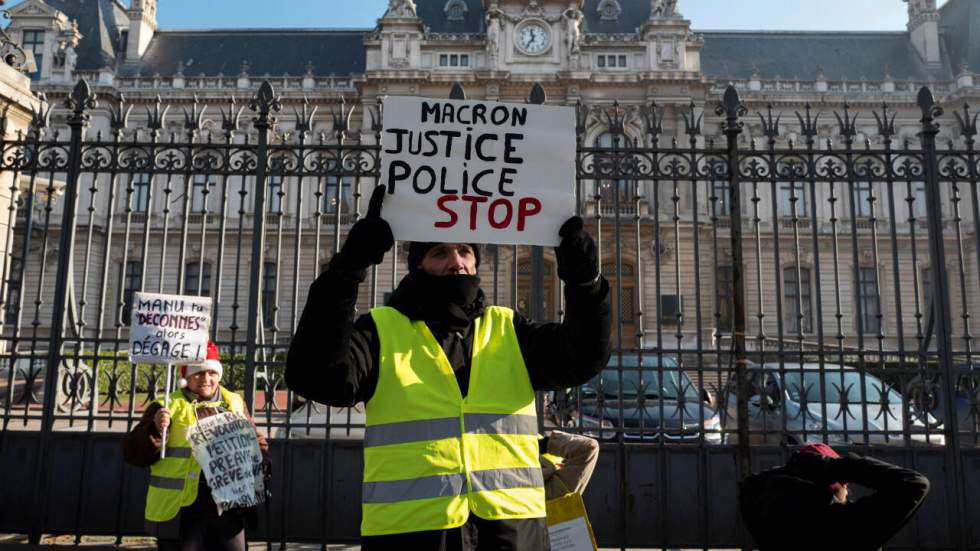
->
<box><xmin>361</xmin><ymin>516</ymin><xmax>550</xmax><ymax>551</ymax></box>
<box><xmin>157</xmin><ymin>507</ymin><xmax>247</xmax><ymax>551</ymax></box>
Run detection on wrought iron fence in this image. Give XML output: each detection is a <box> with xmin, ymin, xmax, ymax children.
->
<box><xmin>0</xmin><ymin>79</ymin><xmax>978</xmax><ymax>549</ymax></box>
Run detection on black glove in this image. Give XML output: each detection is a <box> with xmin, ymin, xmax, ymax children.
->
<box><xmin>330</xmin><ymin>185</ymin><xmax>394</xmax><ymax>271</ymax></box>
<box><xmin>538</xmin><ymin>436</ymin><xmax>550</xmax><ymax>455</ymax></box>
<box><xmin>555</xmin><ymin>216</ymin><xmax>599</xmax><ymax>285</ymax></box>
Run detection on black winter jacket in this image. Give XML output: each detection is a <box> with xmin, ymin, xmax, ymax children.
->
<box><xmin>740</xmin><ymin>453</ymin><xmax>930</xmax><ymax>551</ymax></box>
<box><xmin>285</xmin><ymin>264</ymin><xmax>612</xmax><ymax>551</ymax></box>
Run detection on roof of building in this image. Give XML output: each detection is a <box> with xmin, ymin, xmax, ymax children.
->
<box><xmin>416</xmin><ymin>0</ymin><xmax>484</xmax><ymax>34</ymax></box>
<box><xmin>699</xmin><ymin>31</ymin><xmax>953</xmax><ymax>81</ymax></box>
<box><xmin>44</xmin><ymin>0</ymin><xmax>127</xmax><ymax>71</ymax></box>
<box><xmin>581</xmin><ymin>0</ymin><xmax>651</xmax><ymax>34</ymax></box>
<box><xmin>940</xmin><ymin>0</ymin><xmax>980</xmax><ymax>72</ymax></box>
<box><xmin>117</xmin><ymin>30</ymin><xmax>368</xmax><ymax>77</ymax></box>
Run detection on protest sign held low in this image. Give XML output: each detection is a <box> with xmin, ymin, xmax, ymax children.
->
<box><xmin>130</xmin><ymin>292</ymin><xmax>212</xmax><ymax>364</ymax></box>
<box><xmin>187</xmin><ymin>411</ymin><xmax>266</xmax><ymax>514</ymax></box>
<box><xmin>380</xmin><ymin>96</ymin><xmax>576</xmax><ymax>247</ymax></box>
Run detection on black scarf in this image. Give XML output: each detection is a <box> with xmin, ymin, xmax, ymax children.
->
<box><xmin>387</xmin><ymin>271</ymin><xmax>486</xmax><ymax>332</ymax></box>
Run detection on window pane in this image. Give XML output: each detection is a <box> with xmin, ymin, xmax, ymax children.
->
<box><xmin>783</xmin><ymin>267</ymin><xmax>813</xmax><ymax>334</ymax></box>
<box><xmin>322</xmin><ymin>176</ymin><xmax>353</xmax><ymax>214</ymax></box>
<box><xmin>191</xmin><ymin>175</ymin><xmax>216</xmax><ymax>213</ymax></box>
<box><xmin>460</xmin><ymin>55</ymin><xmax>469</xmax><ymax>67</ymax></box>
<box><xmin>779</xmin><ymin>182</ymin><xmax>807</xmax><ymax>217</ymax></box>
<box><xmin>712</xmin><ymin>181</ymin><xmax>730</xmax><ymax>216</ymax></box>
<box><xmin>121</xmin><ymin>261</ymin><xmax>143</xmax><ymax>325</ymax></box>
<box><xmin>859</xmin><ymin>267</ymin><xmax>881</xmax><ymax>334</ymax></box>
<box><xmin>912</xmin><ymin>182</ymin><xmax>927</xmax><ymax>218</ymax></box>
<box><xmin>262</xmin><ymin>262</ymin><xmax>278</xmax><ymax>325</ymax></box>
<box><xmin>184</xmin><ymin>262</ymin><xmax>211</xmax><ymax>297</ymax></box>
<box><xmin>716</xmin><ymin>266</ymin><xmax>734</xmax><ymax>332</ymax></box>
<box><xmin>131</xmin><ymin>174</ymin><xmax>150</xmax><ymax>212</ymax></box>
<box><xmin>268</xmin><ymin>176</ymin><xmax>283</xmax><ymax>214</ymax></box>
<box><xmin>618</xmin><ymin>55</ymin><xmax>627</xmax><ymax>67</ymax></box>
<box><xmin>855</xmin><ymin>182</ymin><xmax>874</xmax><ymax>217</ymax></box>
<box><xmin>440</xmin><ymin>54</ymin><xmax>448</xmax><ymax>66</ymax></box>
<box><xmin>5</xmin><ymin>257</ymin><xmax>22</xmax><ymax>324</ymax></box>
<box><xmin>597</xmin><ymin>56</ymin><xmax>605</xmax><ymax>68</ymax></box>
<box><xmin>450</xmin><ymin>55</ymin><xmax>458</xmax><ymax>67</ymax></box>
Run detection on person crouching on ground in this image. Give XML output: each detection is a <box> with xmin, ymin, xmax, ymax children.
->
<box><xmin>740</xmin><ymin>443</ymin><xmax>930</xmax><ymax>551</ymax></box>
<box><xmin>122</xmin><ymin>341</ymin><xmax>270</xmax><ymax>551</ymax></box>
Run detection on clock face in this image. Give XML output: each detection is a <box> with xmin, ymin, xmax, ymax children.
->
<box><xmin>517</xmin><ymin>23</ymin><xmax>550</xmax><ymax>55</ymax></box>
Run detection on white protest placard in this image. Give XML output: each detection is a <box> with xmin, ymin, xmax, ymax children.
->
<box><xmin>380</xmin><ymin>96</ymin><xmax>576</xmax><ymax>247</ymax></box>
<box><xmin>130</xmin><ymin>292</ymin><xmax>212</xmax><ymax>364</ymax></box>
<box><xmin>187</xmin><ymin>412</ymin><xmax>266</xmax><ymax>514</ymax></box>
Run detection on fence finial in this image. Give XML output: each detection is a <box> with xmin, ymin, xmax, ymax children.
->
<box><xmin>715</xmin><ymin>85</ymin><xmax>745</xmax><ymax>134</ymax></box>
<box><xmin>917</xmin><ymin>86</ymin><xmax>942</xmax><ymax>133</ymax></box>
<box><xmin>65</xmin><ymin>80</ymin><xmax>97</xmax><ymax>125</ymax></box>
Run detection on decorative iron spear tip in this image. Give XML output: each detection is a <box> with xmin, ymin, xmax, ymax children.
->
<box><xmin>757</xmin><ymin>104</ymin><xmax>780</xmax><ymax>140</ymax></box>
<box><xmin>682</xmin><ymin>102</ymin><xmax>702</xmax><ymax>137</ymax></box>
<box><xmin>65</xmin><ymin>79</ymin><xmax>97</xmax><ymax>115</ymax></box>
<box><xmin>917</xmin><ymin>86</ymin><xmax>943</xmax><ymax>128</ymax></box>
<box><xmin>642</xmin><ymin>101</ymin><xmax>663</xmax><ymax>138</ymax></box>
<box><xmin>716</xmin><ymin>85</ymin><xmax>746</xmax><ymax>133</ymax></box>
<box><xmin>953</xmin><ymin>103</ymin><xmax>978</xmax><ymax>139</ymax></box>
<box><xmin>249</xmin><ymin>80</ymin><xmax>282</xmax><ymax>117</ymax></box>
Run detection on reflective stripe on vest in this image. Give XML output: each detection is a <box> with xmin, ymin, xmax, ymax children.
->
<box><xmin>144</xmin><ymin>387</ymin><xmax>245</xmax><ymax>523</ymax></box>
<box><xmin>363</xmin><ymin>306</ymin><xmax>546</xmax><ymax>537</ymax></box>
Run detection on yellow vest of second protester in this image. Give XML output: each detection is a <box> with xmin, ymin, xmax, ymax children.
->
<box><xmin>144</xmin><ymin>387</ymin><xmax>245</xmax><ymax>525</ymax></box>
<box><xmin>362</xmin><ymin>305</ymin><xmax>546</xmax><ymax>536</ymax></box>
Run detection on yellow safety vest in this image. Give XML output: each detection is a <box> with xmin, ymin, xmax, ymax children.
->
<box><xmin>144</xmin><ymin>386</ymin><xmax>245</xmax><ymax>525</ymax></box>
<box><xmin>362</xmin><ymin>305</ymin><xmax>546</xmax><ymax>536</ymax></box>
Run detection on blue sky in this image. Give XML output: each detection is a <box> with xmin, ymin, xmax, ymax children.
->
<box><xmin>2</xmin><ymin>0</ymin><xmax>951</xmax><ymax>31</ymax></box>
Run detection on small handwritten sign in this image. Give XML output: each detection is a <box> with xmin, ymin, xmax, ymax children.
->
<box><xmin>130</xmin><ymin>292</ymin><xmax>211</xmax><ymax>364</ymax></box>
<box><xmin>187</xmin><ymin>412</ymin><xmax>266</xmax><ymax>514</ymax></box>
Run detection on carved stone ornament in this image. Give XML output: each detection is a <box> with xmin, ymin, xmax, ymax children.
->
<box><xmin>386</xmin><ymin>0</ymin><xmax>418</xmax><ymax>18</ymax></box>
<box><xmin>444</xmin><ymin>0</ymin><xmax>468</xmax><ymax>21</ymax></box>
<box><xmin>597</xmin><ymin>0</ymin><xmax>622</xmax><ymax>21</ymax></box>
<box><xmin>650</xmin><ymin>0</ymin><xmax>679</xmax><ymax>19</ymax></box>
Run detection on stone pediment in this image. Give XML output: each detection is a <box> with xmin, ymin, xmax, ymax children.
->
<box><xmin>6</xmin><ymin>0</ymin><xmax>63</xmax><ymax>19</ymax></box>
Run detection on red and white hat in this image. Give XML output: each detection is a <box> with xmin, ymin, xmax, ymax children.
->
<box><xmin>178</xmin><ymin>341</ymin><xmax>222</xmax><ymax>388</ymax></box>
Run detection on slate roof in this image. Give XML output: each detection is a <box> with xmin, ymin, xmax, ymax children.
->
<box><xmin>940</xmin><ymin>0</ymin><xmax>980</xmax><ymax>72</ymax></box>
<box><xmin>44</xmin><ymin>0</ymin><xmax>127</xmax><ymax>71</ymax></box>
<box><xmin>118</xmin><ymin>30</ymin><xmax>368</xmax><ymax>77</ymax></box>
<box><xmin>581</xmin><ymin>0</ymin><xmax>651</xmax><ymax>34</ymax></box>
<box><xmin>416</xmin><ymin>0</ymin><xmax>484</xmax><ymax>34</ymax></box>
<box><xmin>699</xmin><ymin>31</ymin><xmax>953</xmax><ymax>81</ymax></box>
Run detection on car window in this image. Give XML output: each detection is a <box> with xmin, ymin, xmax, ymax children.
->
<box><xmin>595</xmin><ymin>355</ymin><xmax>698</xmax><ymax>401</ymax></box>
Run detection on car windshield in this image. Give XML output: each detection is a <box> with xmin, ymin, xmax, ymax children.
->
<box><xmin>592</xmin><ymin>355</ymin><xmax>699</xmax><ymax>400</ymax></box>
<box><xmin>782</xmin><ymin>370</ymin><xmax>903</xmax><ymax>405</ymax></box>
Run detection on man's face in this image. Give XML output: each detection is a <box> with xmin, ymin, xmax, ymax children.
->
<box><xmin>186</xmin><ymin>370</ymin><xmax>221</xmax><ymax>398</ymax></box>
<box><xmin>419</xmin><ymin>243</ymin><xmax>477</xmax><ymax>276</ymax></box>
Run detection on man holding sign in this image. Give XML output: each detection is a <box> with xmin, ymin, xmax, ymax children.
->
<box><xmin>123</xmin><ymin>342</ymin><xmax>270</xmax><ymax>551</ymax></box>
<box><xmin>287</xmin><ymin>94</ymin><xmax>610</xmax><ymax>551</ymax></box>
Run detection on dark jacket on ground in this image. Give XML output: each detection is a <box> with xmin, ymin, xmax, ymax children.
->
<box><xmin>740</xmin><ymin>453</ymin><xmax>930</xmax><ymax>551</ymax></box>
<box><xmin>121</xmin><ymin>389</ymin><xmax>271</xmax><ymax>537</ymax></box>
<box><xmin>285</xmin><ymin>264</ymin><xmax>612</xmax><ymax>551</ymax></box>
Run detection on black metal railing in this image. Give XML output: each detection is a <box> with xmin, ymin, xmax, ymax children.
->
<box><xmin>0</xmin><ymin>80</ymin><xmax>976</xmax><ymax>549</ymax></box>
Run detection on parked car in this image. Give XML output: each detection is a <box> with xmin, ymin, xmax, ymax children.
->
<box><xmin>719</xmin><ymin>363</ymin><xmax>945</xmax><ymax>446</ymax></box>
<box><xmin>549</xmin><ymin>353</ymin><xmax>722</xmax><ymax>444</ymax></box>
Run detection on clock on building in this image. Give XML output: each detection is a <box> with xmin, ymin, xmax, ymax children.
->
<box><xmin>516</xmin><ymin>21</ymin><xmax>551</xmax><ymax>55</ymax></box>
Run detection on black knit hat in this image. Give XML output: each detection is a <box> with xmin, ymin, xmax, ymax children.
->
<box><xmin>407</xmin><ymin>242</ymin><xmax>481</xmax><ymax>272</ymax></box>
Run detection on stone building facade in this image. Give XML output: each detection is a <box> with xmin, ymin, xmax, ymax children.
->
<box><xmin>3</xmin><ymin>0</ymin><xmax>979</xmax><ymax>355</ymax></box>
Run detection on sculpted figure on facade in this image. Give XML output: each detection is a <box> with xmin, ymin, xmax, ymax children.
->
<box><xmin>486</xmin><ymin>7</ymin><xmax>503</xmax><ymax>68</ymax></box>
<box><xmin>386</xmin><ymin>0</ymin><xmax>418</xmax><ymax>18</ymax></box>
<box><xmin>905</xmin><ymin>0</ymin><xmax>936</xmax><ymax>17</ymax></box>
<box><xmin>650</xmin><ymin>0</ymin><xmax>678</xmax><ymax>18</ymax></box>
<box><xmin>564</xmin><ymin>7</ymin><xmax>583</xmax><ymax>57</ymax></box>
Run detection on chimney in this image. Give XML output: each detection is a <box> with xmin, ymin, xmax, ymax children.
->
<box><xmin>905</xmin><ymin>0</ymin><xmax>941</xmax><ymax>65</ymax></box>
<box><xmin>126</xmin><ymin>0</ymin><xmax>157</xmax><ymax>61</ymax></box>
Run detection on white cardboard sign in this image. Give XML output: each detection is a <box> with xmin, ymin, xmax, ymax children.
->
<box><xmin>379</xmin><ymin>96</ymin><xmax>576</xmax><ymax>247</ymax></box>
<box><xmin>129</xmin><ymin>292</ymin><xmax>211</xmax><ymax>364</ymax></box>
<box><xmin>187</xmin><ymin>412</ymin><xmax>266</xmax><ymax>515</ymax></box>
